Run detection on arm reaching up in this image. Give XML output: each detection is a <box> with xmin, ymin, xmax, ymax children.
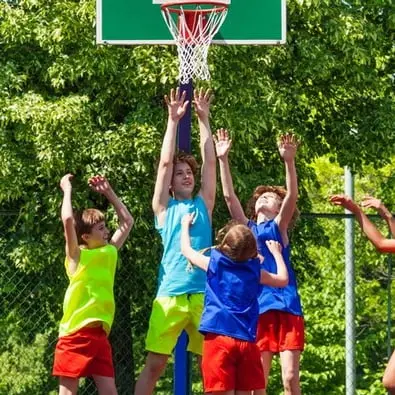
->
<box><xmin>88</xmin><ymin>176</ymin><xmax>134</xmax><ymax>250</ymax></box>
<box><xmin>60</xmin><ymin>174</ymin><xmax>80</xmax><ymax>274</ymax></box>
<box><xmin>214</xmin><ymin>128</ymin><xmax>248</xmax><ymax>225</ymax></box>
<box><xmin>194</xmin><ymin>88</ymin><xmax>216</xmax><ymax>217</ymax></box>
<box><xmin>275</xmin><ymin>134</ymin><xmax>299</xmax><ymax>237</ymax></box>
<box><xmin>152</xmin><ymin>88</ymin><xmax>189</xmax><ymax>226</ymax></box>
<box><xmin>330</xmin><ymin>194</ymin><xmax>395</xmax><ymax>253</ymax></box>
<box><xmin>180</xmin><ymin>213</ymin><xmax>210</xmax><ymax>271</ymax></box>
<box><xmin>260</xmin><ymin>240</ymin><xmax>289</xmax><ymax>287</ymax></box>
<box><xmin>361</xmin><ymin>195</ymin><xmax>395</xmax><ymax>238</ymax></box>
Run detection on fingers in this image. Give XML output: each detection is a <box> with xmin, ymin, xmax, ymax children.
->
<box><xmin>265</xmin><ymin>240</ymin><xmax>282</xmax><ymax>252</ymax></box>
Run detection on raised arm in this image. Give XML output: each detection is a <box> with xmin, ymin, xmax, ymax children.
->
<box><xmin>275</xmin><ymin>134</ymin><xmax>299</xmax><ymax>234</ymax></box>
<box><xmin>60</xmin><ymin>174</ymin><xmax>80</xmax><ymax>274</ymax></box>
<box><xmin>180</xmin><ymin>213</ymin><xmax>210</xmax><ymax>271</ymax></box>
<box><xmin>260</xmin><ymin>240</ymin><xmax>289</xmax><ymax>287</ymax></box>
<box><xmin>361</xmin><ymin>195</ymin><xmax>395</xmax><ymax>238</ymax></box>
<box><xmin>194</xmin><ymin>88</ymin><xmax>216</xmax><ymax>216</ymax></box>
<box><xmin>88</xmin><ymin>176</ymin><xmax>134</xmax><ymax>250</ymax></box>
<box><xmin>330</xmin><ymin>195</ymin><xmax>395</xmax><ymax>253</ymax></box>
<box><xmin>214</xmin><ymin>129</ymin><xmax>248</xmax><ymax>225</ymax></box>
<box><xmin>152</xmin><ymin>88</ymin><xmax>189</xmax><ymax>225</ymax></box>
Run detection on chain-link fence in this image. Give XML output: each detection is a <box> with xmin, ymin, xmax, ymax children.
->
<box><xmin>0</xmin><ymin>210</ymin><xmax>393</xmax><ymax>394</ymax></box>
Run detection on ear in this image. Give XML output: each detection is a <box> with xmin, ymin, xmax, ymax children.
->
<box><xmin>81</xmin><ymin>233</ymin><xmax>90</xmax><ymax>243</ymax></box>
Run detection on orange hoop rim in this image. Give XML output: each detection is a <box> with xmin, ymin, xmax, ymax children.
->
<box><xmin>161</xmin><ymin>0</ymin><xmax>229</xmax><ymax>15</ymax></box>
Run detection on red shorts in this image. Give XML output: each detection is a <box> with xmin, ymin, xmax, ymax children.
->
<box><xmin>202</xmin><ymin>333</ymin><xmax>265</xmax><ymax>392</ymax></box>
<box><xmin>52</xmin><ymin>326</ymin><xmax>114</xmax><ymax>378</ymax></box>
<box><xmin>256</xmin><ymin>310</ymin><xmax>305</xmax><ymax>353</ymax></box>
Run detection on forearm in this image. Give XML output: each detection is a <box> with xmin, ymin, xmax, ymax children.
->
<box><xmin>218</xmin><ymin>157</ymin><xmax>236</xmax><ymax>201</ymax></box>
<box><xmin>61</xmin><ymin>189</ymin><xmax>73</xmax><ymax>221</ymax></box>
<box><xmin>106</xmin><ymin>190</ymin><xmax>134</xmax><ymax>226</ymax></box>
<box><xmin>378</xmin><ymin>207</ymin><xmax>395</xmax><ymax>238</ymax></box>
<box><xmin>355</xmin><ymin>210</ymin><xmax>392</xmax><ymax>252</ymax></box>
<box><xmin>181</xmin><ymin>227</ymin><xmax>209</xmax><ymax>271</ymax></box>
<box><xmin>284</xmin><ymin>159</ymin><xmax>298</xmax><ymax>200</ymax></box>
<box><xmin>273</xmin><ymin>253</ymin><xmax>288</xmax><ymax>284</ymax></box>
<box><xmin>199</xmin><ymin>118</ymin><xmax>215</xmax><ymax>167</ymax></box>
<box><xmin>160</xmin><ymin>118</ymin><xmax>178</xmax><ymax>165</ymax></box>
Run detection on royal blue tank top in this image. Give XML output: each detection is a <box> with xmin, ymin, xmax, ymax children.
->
<box><xmin>248</xmin><ymin>219</ymin><xmax>303</xmax><ymax>316</ymax></box>
<box><xmin>155</xmin><ymin>195</ymin><xmax>212</xmax><ymax>296</ymax></box>
<box><xmin>199</xmin><ymin>249</ymin><xmax>261</xmax><ymax>342</ymax></box>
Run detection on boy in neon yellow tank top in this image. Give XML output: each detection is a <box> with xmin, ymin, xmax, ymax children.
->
<box><xmin>52</xmin><ymin>174</ymin><xmax>134</xmax><ymax>395</ymax></box>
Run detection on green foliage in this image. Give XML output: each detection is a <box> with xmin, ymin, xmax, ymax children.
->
<box><xmin>0</xmin><ymin>0</ymin><xmax>394</xmax><ymax>393</ymax></box>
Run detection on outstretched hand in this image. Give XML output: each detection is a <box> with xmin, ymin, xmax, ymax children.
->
<box><xmin>361</xmin><ymin>195</ymin><xmax>383</xmax><ymax>211</ymax></box>
<box><xmin>88</xmin><ymin>175</ymin><xmax>113</xmax><ymax>197</ymax></box>
<box><xmin>193</xmin><ymin>88</ymin><xmax>214</xmax><ymax>120</ymax></box>
<box><xmin>266</xmin><ymin>240</ymin><xmax>282</xmax><ymax>256</ymax></box>
<box><xmin>213</xmin><ymin>128</ymin><xmax>232</xmax><ymax>159</ymax></box>
<box><xmin>329</xmin><ymin>194</ymin><xmax>360</xmax><ymax>213</ymax></box>
<box><xmin>165</xmin><ymin>88</ymin><xmax>189</xmax><ymax>121</ymax></box>
<box><xmin>60</xmin><ymin>174</ymin><xmax>73</xmax><ymax>192</ymax></box>
<box><xmin>278</xmin><ymin>134</ymin><xmax>299</xmax><ymax>162</ymax></box>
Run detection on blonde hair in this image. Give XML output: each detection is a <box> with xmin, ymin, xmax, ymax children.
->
<box><xmin>74</xmin><ymin>208</ymin><xmax>105</xmax><ymax>245</ymax></box>
<box><xmin>246</xmin><ymin>185</ymin><xmax>300</xmax><ymax>227</ymax></box>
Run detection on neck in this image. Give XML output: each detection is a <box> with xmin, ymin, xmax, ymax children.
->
<box><xmin>173</xmin><ymin>192</ymin><xmax>193</xmax><ymax>201</ymax></box>
<box><xmin>256</xmin><ymin>212</ymin><xmax>276</xmax><ymax>224</ymax></box>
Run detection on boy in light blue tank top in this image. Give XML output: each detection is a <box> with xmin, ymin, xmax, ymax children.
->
<box><xmin>215</xmin><ymin>129</ymin><xmax>303</xmax><ymax>395</ymax></box>
<box><xmin>135</xmin><ymin>88</ymin><xmax>216</xmax><ymax>395</ymax></box>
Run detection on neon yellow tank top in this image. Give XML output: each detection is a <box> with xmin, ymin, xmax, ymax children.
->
<box><xmin>59</xmin><ymin>244</ymin><xmax>118</xmax><ymax>337</ymax></box>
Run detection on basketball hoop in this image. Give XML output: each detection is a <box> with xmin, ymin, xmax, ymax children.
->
<box><xmin>161</xmin><ymin>0</ymin><xmax>229</xmax><ymax>84</ymax></box>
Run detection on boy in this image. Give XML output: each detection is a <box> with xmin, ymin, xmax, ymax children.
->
<box><xmin>181</xmin><ymin>214</ymin><xmax>289</xmax><ymax>395</ymax></box>
<box><xmin>53</xmin><ymin>174</ymin><xmax>134</xmax><ymax>395</ymax></box>
<box><xmin>214</xmin><ymin>129</ymin><xmax>303</xmax><ymax>395</ymax></box>
<box><xmin>134</xmin><ymin>87</ymin><xmax>216</xmax><ymax>395</ymax></box>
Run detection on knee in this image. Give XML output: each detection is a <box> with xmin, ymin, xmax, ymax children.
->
<box><xmin>146</xmin><ymin>354</ymin><xmax>168</xmax><ymax>377</ymax></box>
<box><xmin>282</xmin><ymin>368</ymin><xmax>299</xmax><ymax>389</ymax></box>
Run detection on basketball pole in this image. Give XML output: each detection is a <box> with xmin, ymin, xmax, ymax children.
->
<box><xmin>174</xmin><ymin>79</ymin><xmax>193</xmax><ymax>395</ymax></box>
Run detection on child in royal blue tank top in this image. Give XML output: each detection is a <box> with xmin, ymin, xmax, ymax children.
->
<box><xmin>181</xmin><ymin>214</ymin><xmax>289</xmax><ymax>395</ymax></box>
<box><xmin>214</xmin><ymin>129</ymin><xmax>302</xmax><ymax>395</ymax></box>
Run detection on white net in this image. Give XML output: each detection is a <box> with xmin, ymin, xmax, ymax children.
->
<box><xmin>161</xmin><ymin>3</ymin><xmax>228</xmax><ymax>84</ymax></box>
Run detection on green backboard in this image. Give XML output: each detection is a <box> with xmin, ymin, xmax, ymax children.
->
<box><xmin>96</xmin><ymin>0</ymin><xmax>286</xmax><ymax>45</ymax></box>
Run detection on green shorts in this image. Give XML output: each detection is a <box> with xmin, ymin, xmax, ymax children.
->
<box><xmin>145</xmin><ymin>293</ymin><xmax>204</xmax><ymax>356</ymax></box>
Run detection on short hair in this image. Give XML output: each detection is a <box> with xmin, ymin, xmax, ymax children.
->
<box><xmin>172</xmin><ymin>152</ymin><xmax>199</xmax><ymax>177</ymax></box>
<box><xmin>245</xmin><ymin>185</ymin><xmax>300</xmax><ymax>227</ymax></box>
<box><xmin>216</xmin><ymin>222</ymin><xmax>258</xmax><ymax>262</ymax></box>
<box><xmin>74</xmin><ymin>208</ymin><xmax>105</xmax><ymax>245</ymax></box>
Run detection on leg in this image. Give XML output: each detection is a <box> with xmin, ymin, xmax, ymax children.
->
<box><xmin>260</xmin><ymin>351</ymin><xmax>273</xmax><ymax>389</ymax></box>
<box><xmin>383</xmin><ymin>350</ymin><xmax>395</xmax><ymax>393</ymax></box>
<box><xmin>134</xmin><ymin>352</ymin><xmax>169</xmax><ymax>395</ymax></box>
<box><xmin>279</xmin><ymin>350</ymin><xmax>301</xmax><ymax>395</ymax></box>
<box><xmin>93</xmin><ymin>375</ymin><xmax>117</xmax><ymax>395</ymax></box>
<box><xmin>59</xmin><ymin>377</ymin><xmax>79</xmax><ymax>395</ymax></box>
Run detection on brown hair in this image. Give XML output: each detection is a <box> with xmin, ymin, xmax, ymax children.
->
<box><xmin>74</xmin><ymin>208</ymin><xmax>105</xmax><ymax>245</ymax></box>
<box><xmin>172</xmin><ymin>152</ymin><xmax>199</xmax><ymax>177</ymax></box>
<box><xmin>217</xmin><ymin>222</ymin><xmax>258</xmax><ymax>262</ymax></box>
<box><xmin>245</xmin><ymin>185</ymin><xmax>300</xmax><ymax>227</ymax></box>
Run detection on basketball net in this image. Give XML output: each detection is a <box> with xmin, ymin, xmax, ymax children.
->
<box><xmin>161</xmin><ymin>2</ymin><xmax>228</xmax><ymax>84</ymax></box>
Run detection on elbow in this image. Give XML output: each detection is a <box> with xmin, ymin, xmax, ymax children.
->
<box><xmin>62</xmin><ymin>215</ymin><xmax>74</xmax><ymax>226</ymax></box>
<box><xmin>278</xmin><ymin>276</ymin><xmax>289</xmax><ymax>288</ymax></box>
<box><xmin>124</xmin><ymin>215</ymin><xmax>134</xmax><ymax>230</ymax></box>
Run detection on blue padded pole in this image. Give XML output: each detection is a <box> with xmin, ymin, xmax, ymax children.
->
<box><xmin>173</xmin><ymin>79</ymin><xmax>193</xmax><ymax>395</ymax></box>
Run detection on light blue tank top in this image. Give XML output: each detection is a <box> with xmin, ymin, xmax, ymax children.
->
<box><xmin>248</xmin><ymin>219</ymin><xmax>303</xmax><ymax>316</ymax></box>
<box><xmin>155</xmin><ymin>195</ymin><xmax>212</xmax><ymax>297</ymax></box>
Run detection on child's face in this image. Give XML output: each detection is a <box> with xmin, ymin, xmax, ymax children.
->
<box><xmin>83</xmin><ymin>221</ymin><xmax>110</xmax><ymax>248</ymax></box>
<box><xmin>170</xmin><ymin>162</ymin><xmax>195</xmax><ymax>198</ymax></box>
<box><xmin>255</xmin><ymin>192</ymin><xmax>282</xmax><ymax>216</ymax></box>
